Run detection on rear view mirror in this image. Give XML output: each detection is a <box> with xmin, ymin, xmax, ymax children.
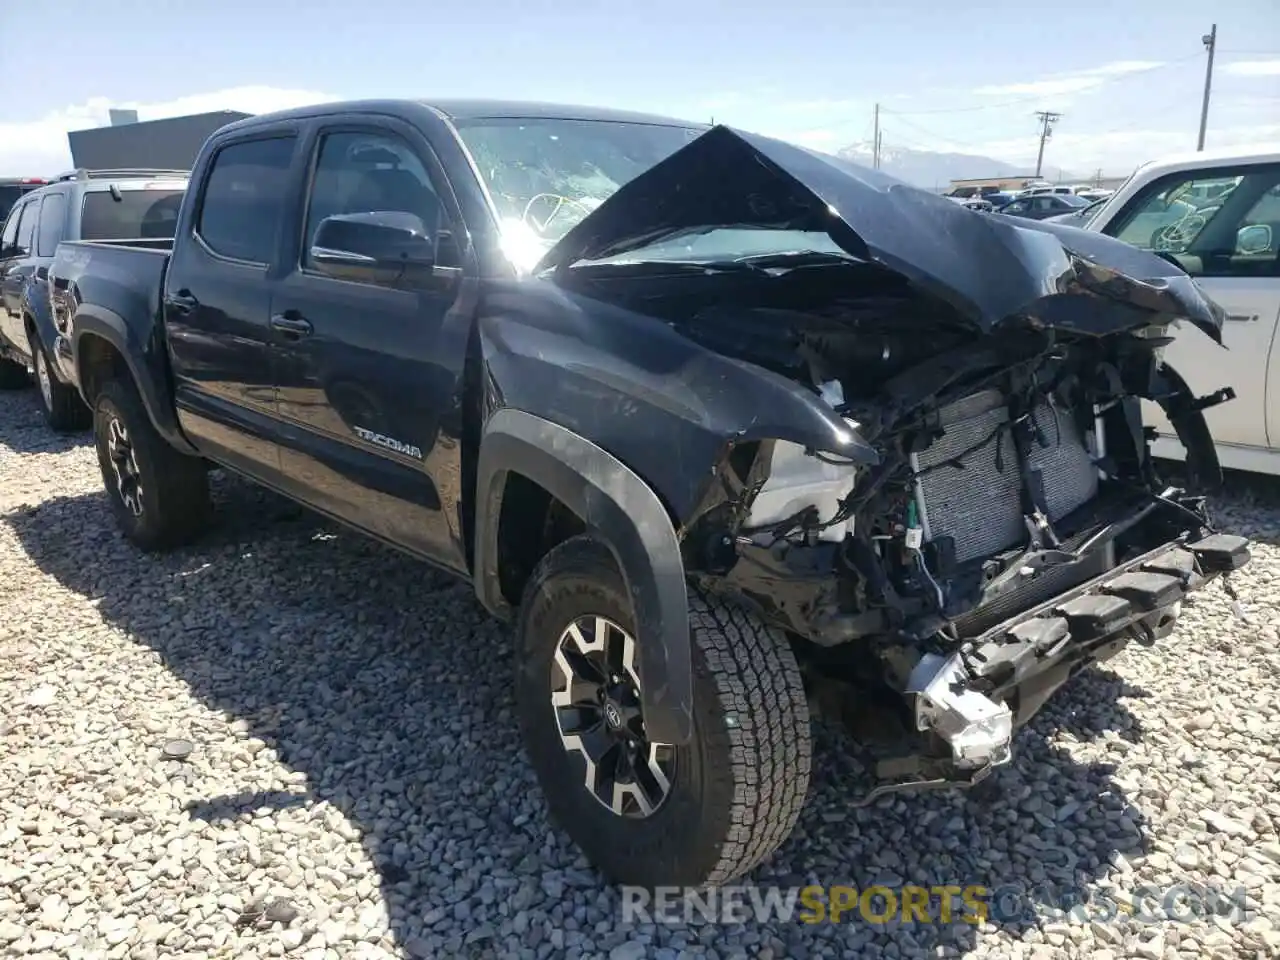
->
<box><xmin>311</xmin><ymin>211</ymin><xmax>435</xmax><ymax>285</ymax></box>
<box><xmin>1236</xmin><ymin>223</ymin><xmax>1273</xmax><ymax>256</ymax></box>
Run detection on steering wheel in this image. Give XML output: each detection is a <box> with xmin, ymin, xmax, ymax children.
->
<box><xmin>1151</xmin><ymin>214</ymin><xmax>1206</xmax><ymax>254</ymax></box>
<box><xmin>521</xmin><ymin>193</ymin><xmax>595</xmax><ymax>236</ymax></box>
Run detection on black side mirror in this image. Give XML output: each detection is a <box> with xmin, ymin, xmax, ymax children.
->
<box><xmin>311</xmin><ymin>211</ymin><xmax>435</xmax><ymax>285</ymax></box>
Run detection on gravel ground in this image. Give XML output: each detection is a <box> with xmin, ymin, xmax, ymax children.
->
<box><xmin>2</xmin><ymin>385</ymin><xmax>1280</xmax><ymax>960</ymax></box>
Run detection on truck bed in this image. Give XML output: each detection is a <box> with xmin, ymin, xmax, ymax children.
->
<box><xmin>49</xmin><ymin>240</ymin><xmax>172</xmax><ymax>343</ymax></box>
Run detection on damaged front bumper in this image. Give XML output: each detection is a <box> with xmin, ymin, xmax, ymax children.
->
<box><xmin>904</xmin><ymin>531</ymin><xmax>1249</xmax><ymax>776</ymax></box>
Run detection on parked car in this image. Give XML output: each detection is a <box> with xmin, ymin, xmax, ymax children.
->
<box><xmin>0</xmin><ymin>168</ymin><xmax>188</xmax><ymax>426</ymax></box>
<box><xmin>0</xmin><ymin>177</ymin><xmax>49</xmax><ymax>222</ymax></box>
<box><xmin>1044</xmin><ymin>196</ymin><xmax>1109</xmax><ymax>228</ymax></box>
<box><xmin>1079</xmin><ymin>143</ymin><xmax>1280</xmax><ymax>475</ymax></box>
<box><xmin>48</xmin><ymin>99</ymin><xmax>1248</xmax><ymax>888</ymax></box>
<box><xmin>995</xmin><ymin>193</ymin><xmax>1092</xmax><ymax>220</ymax></box>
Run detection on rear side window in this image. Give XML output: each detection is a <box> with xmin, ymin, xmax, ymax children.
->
<box><xmin>197</xmin><ymin>137</ymin><xmax>296</xmax><ymax>263</ymax></box>
<box><xmin>37</xmin><ymin>194</ymin><xmax>67</xmax><ymax>256</ymax></box>
<box><xmin>81</xmin><ymin>189</ymin><xmax>184</xmax><ymax>242</ymax></box>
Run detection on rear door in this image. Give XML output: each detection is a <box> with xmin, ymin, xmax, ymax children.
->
<box><xmin>268</xmin><ymin>118</ymin><xmax>469</xmax><ymax>571</ymax></box>
<box><xmin>165</xmin><ymin>133</ymin><xmax>299</xmax><ymax>482</ymax></box>
<box><xmin>1101</xmin><ymin>161</ymin><xmax>1280</xmax><ymax>453</ymax></box>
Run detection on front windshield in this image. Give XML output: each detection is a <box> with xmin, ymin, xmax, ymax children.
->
<box><xmin>453</xmin><ymin>117</ymin><xmax>700</xmax><ymax>269</ymax></box>
<box><xmin>454</xmin><ymin>117</ymin><xmax>851</xmax><ymax>270</ymax></box>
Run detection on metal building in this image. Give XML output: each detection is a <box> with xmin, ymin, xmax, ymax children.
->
<box><xmin>66</xmin><ymin>111</ymin><xmax>252</xmax><ymax>172</ymax></box>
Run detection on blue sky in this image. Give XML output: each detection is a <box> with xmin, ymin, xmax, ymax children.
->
<box><xmin>2</xmin><ymin>0</ymin><xmax>1277</xmax><ymax>176</ymax></box>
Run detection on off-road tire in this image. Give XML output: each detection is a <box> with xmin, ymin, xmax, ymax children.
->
<box><xmin>93</xmin><ymin>377</ymin><xmax>212</xmax><ymax>551</ymax></box>
<box><xmin>515</xmin><ymin>534</ymin><xmax>812</xmax><ymax>888</ymax></box>
<box><xmin>29</xmin><ymin>330</ymin><xmax>91</xmax><ymax>431</ymax></box>
<box><xmin>0</xmin><ymin>355</ymin><xmax>28</xmax><ymax>389</ymax></box>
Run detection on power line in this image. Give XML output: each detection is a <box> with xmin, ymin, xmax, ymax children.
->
<box><xmin>879</xmin><ymin>109</ymin><xmax>989</xmax><ymax>151</ymax></box>
<box><xmin>888</xmin><ymin>53</ymin><xmax>1203</xmax><ymax>116</ymax></box>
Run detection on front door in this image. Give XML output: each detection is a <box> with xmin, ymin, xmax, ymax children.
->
<box><xmin>1102</xmin><ymin>162</ymin><xmax>1280</xmax><ymax>452</ymax></box>
<box><xmin>269</xmin><ymin>122</ymin><xmax>468</xmax><ymax>571</ymax></box>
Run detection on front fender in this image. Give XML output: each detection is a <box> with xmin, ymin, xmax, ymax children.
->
<box><xmin>475</xmin><ymin>408</ymin><xmax>693</xmax><ymax>745</ymax></box>
<box><xmin>73</xmin><ymin>306</ymin><xmax>198</xmax><ymax>455</ymax></box>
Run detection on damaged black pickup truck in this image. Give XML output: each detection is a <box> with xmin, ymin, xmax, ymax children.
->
<box><xmin>47</xmin><ymin>99</ymin><xmax>1249</xmax><ymax>888</ymax></box>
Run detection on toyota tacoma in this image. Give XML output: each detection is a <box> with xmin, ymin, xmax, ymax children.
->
<box><xmin>47</xmin><ymin>99</ymin><xmax>1250</xmax><ymax>888</ymax></box>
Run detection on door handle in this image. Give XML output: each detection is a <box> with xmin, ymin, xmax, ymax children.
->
<box><xmin>1226</xmin><ymin>313</ymin><xmax>1259</xmax><ymax>323</ymax></box>
<box><xmin>270</xmin><ymin>313</ymin><xmax>313</xmax><ymax>338</ymax></box>
<box><xmin>166</xmin><ymin>291</ymin><xmax>198</xmax><ymax>316</ymax></box>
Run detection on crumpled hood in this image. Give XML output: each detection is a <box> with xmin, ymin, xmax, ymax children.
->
<box><xmin>535</xmin><ymin>125</ymin><xmax>1225</xmax><ymax>344</ymax></box>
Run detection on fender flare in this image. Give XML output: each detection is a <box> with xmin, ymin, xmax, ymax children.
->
<box><xmin>72</xmin><ymin>306</ymin><xmax>198</xmax><ymax>455</ymax></box>
<box><xmin>20</xmin><ymin>300</ymin><xmax>60</xmax><ymax>373</ymax></box>
<box><xmin>474</xmin><ymin>408</ymin><xmax>693</xmax><ymax>745</ymax></box>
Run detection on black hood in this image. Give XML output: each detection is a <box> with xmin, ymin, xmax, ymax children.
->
<box><xmin>535</xmin><ymin>126</ymin><xmax>1225</xmax><ymax>344</ymax></box>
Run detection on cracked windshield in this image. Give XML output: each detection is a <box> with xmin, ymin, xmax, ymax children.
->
<box><xmin>455</xmin><ymin>117</ymin><xmax>846</xmax><ymax>272</ymax></box>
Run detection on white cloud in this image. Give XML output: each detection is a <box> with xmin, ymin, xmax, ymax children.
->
<box><xmin>972</xmin><ymin>60</ymin><xmax>1165</xmax><ymax>98</ymax></box>
<box><xmin>1224</xmin><ymin>59</ymin><xmax>1280</xmax><ymax>77</ymax></box>
<box><xmin>0</xmin><ymin>86</ymin><xmax>337</xmax><ymax>176</ymax></box>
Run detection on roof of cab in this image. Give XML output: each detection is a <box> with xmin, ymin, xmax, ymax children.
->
<box><xmin>216</xmin><ymin>98</ymin><xmax>705</xmax><ymax>135</ymax></box>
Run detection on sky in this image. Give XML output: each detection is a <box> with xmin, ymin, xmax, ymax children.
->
<box><xmin>1</xmin><ymin>0</ymin><xmax>1278</xmax><ymax>179</ymax></box>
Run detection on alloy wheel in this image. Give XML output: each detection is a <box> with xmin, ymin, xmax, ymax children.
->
<box><xmin>105</xmin><ymin>417</ymin><xmax>144</xmax><ymax>517</ymax></box>
<box><xmin>550</xmin><ymin>615</ymin><xmax>675</xmax><ymax>818</ymax></box>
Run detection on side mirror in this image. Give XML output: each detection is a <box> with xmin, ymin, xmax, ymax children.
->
<box><xmin>311</xmin><ymin>211</ymin><xmax>435</xmax><ymax>285</ymax></box>
<box><xmin>1236</xmin><ymin>223</ymin><xmax>1273</xmax><ymax>256</ymax></box>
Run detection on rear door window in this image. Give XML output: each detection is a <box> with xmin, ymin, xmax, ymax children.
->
<box><xmin>81</xmin><ymin>188</ymin><xmax>186</xmax><ymax>241</ymax></box>
<box><xmin>196</xmin><ymin>137</ymin><xmax>297</xmax><ymax>263</ymax></box>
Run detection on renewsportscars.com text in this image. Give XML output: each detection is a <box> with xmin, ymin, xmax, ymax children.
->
<box><xmin>620</xmin><ymin>883</ymin><xmax>1251</xmax><ymax>926</ymax></box>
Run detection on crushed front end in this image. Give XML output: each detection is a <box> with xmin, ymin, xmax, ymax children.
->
<box><xmin>536</xmin><ymin>123</ymin><xmax>1251</xmax><ymax>799</ymax></box>
<box><xmin>682</xmin><ymin>312</ymin><xmax>1249</xmax><ymax>799</ymax></box>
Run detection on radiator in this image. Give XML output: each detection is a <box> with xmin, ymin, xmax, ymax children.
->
<box><xmin>912</xmin><ymin>388</ymin><xmax>1099</xmax><ymax>565</ymax></box>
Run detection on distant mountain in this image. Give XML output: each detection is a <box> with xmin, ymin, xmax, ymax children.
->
<box><xmin>836</xmin><ymin>141</ymin><xmax>1052</xmax><ymax>191</ymax></box>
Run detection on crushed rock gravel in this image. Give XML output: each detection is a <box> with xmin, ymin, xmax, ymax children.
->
<box><xmin>2</xmin><ymin>385</ymin><xmax>1279</xmax><ymax>960</ymax></box>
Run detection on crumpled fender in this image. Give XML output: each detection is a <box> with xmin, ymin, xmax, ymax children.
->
<box><xmin>1153</xmin><ymin>361</ymin><xmax>1224</xmax><ymax>492</ymax></box>
<box><xmin>474</xmin><ymin>407</ymin><xmax>693</xmax><ymax>745</ymax></box>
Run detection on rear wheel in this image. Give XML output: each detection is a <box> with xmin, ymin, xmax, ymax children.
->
<box><xmin>93</xmin><ymin>377</ymin><xmax>212</xmax><ymax>550</ymax></box>
<box><xmin>29</xmin><ymin>330</ymin><xmax>90</xmax><ymax>431</ymax></box>
<box><xmin>515</xmin><ymin>534</ymin><xmax>812</xmax><ymax>888</ymax></box>
<box><xmin>0</xmin><ymin>355</ymin><xmax>28</xmax><ymax>390</ymax></box>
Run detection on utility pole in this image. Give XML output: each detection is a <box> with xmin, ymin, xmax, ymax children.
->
<box><xmin>1034</xmin><ymin>110</ymin><xmax>1061</xmax><ymax>178</ymax></box>
<box><xmin>1197</xmin><ymin>24</ymin><xmax>1217</xmax><ymax>151</ymax></box>
<box><xmin>872</xmin><ymin>103</ymin><xmax>881</xmax><ymax>170</ymax></box>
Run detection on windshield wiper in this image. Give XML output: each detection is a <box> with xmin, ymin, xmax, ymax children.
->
<box><xmin>729</xmin><ymin>249</ymin><xmax>861</xmax><ymax>269</ymax></box>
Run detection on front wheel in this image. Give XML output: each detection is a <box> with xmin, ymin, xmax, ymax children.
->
<box><xmin>93</xmin><ymin>377</ymin><xmax>213</xmax><ymax>551</ymax></box>
<box><xmin>516</xmin><ymin>534</ymin><xmax>812</xmax><ymax>888</ymax></box>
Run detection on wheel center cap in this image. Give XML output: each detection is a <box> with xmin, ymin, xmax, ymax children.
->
<box><xmin>603</xmin><ymin>700</ymin><xmax>624</xmax><ymax>730</ymax></box>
